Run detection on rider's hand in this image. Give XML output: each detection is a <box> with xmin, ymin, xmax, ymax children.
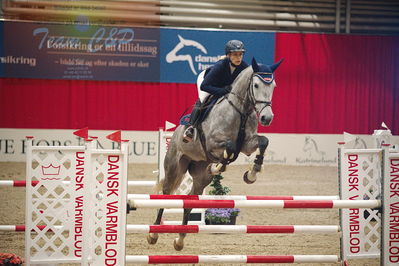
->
<box><xmin>223</xmin><ymin>85</ymin><xmax>232</xmax><ymax>94</ymax></box>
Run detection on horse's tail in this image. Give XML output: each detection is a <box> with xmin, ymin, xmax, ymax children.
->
<box><xmin>154</xmin><ymin>178</ymin><xmax>164</xmax><ymax>194</ymax></box>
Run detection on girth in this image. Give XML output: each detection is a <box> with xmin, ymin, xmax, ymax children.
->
<box><xmin>197</xmin><ymin>103</ymin><xmax>251</xmax><ymax>164</ymax></box>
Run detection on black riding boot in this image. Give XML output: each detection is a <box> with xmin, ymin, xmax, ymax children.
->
<box><xmin>183</xmin><ymin>100</ymin><xmax>201</xmax><ymax>143</ymax></box>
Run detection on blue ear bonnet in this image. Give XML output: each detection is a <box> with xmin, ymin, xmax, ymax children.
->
<box><xmin>251</xmin><ymin>57</ymin><xmax>283</xmax><ymax>85</ymax></box>
<box><xmin>254</xmin><ymin>64</ymin><xmax>274</xmax><ymax>84</ymax></box>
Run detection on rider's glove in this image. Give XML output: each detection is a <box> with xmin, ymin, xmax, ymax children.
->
<box><xmin>223</xmin><ymin>85</ymin><xmax>232</xmax><ymax>94</ymax></box>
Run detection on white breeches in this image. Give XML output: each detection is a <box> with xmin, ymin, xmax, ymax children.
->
<box><xmin>197</xmin><ymin>70</ymin><xmax>209</xmax><ymax>103</ymax></box>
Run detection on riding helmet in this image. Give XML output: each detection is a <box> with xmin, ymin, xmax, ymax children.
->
<box><xmin>225</xmin><ymin>40</ymin><xmax>246</xmax><ymax>55</ymax></box>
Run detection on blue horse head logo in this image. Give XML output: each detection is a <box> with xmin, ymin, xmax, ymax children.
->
<box><xmin>166</xmin><ymin>35</ymin><xmax>207</xmax><ymax>75</ymax></box>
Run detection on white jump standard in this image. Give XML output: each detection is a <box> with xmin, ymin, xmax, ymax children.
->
<box><xmin>24</xmin><ymin>135</ymin><xmax>129</xmax><ymax>266</ymax></box>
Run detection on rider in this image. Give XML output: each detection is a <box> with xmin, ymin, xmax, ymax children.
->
<box><xmin>183</xmin><ymin>40</ymin><xmax>248</xmax><ymax>142</ymax></box>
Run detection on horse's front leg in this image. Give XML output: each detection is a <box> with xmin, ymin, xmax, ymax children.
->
<box><xmin>243</xmin><ymin>135</ymin><xmax>269</xmax><ymax>184</ymax></box>
<box><xmin>207</xmin><ymin>140</ymin><xmax>236</xmax><ymax>175</ymax></box>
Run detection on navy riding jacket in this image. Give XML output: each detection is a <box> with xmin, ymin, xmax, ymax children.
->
<box><xmin>201</xmin><ymin>57</ymin><xmax>248</xmax><ymax>97</ymax></box>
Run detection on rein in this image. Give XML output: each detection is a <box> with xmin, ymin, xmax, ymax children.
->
<box><xmin>217</xmin><ymin>73</ymin><xmax>272</xmax><ymax>163</ymax></box>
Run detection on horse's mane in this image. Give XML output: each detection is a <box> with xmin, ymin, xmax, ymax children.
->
<box><xmin>232</xmin><ymin>65</ymin><xmax>253</xmax><ymax>86</ymax></box>
<box><xmin>231</xmin><ymin>66</ymin><xmax>253</xmax><ymax>96</ymax></box>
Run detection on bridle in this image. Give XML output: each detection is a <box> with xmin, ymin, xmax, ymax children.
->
<box><xmin>248</xmin><ymin>72</ymin><xmax>273</xmax><ymax>115</ymax></box>
<box><xmin>227</xmin><ymin>72</ymin><xmax>274</xmax><ymax>116</ymax></box>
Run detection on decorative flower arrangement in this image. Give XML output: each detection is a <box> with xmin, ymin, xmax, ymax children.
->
<box><xmin>205</xmin><ymin>208</ymin><xmax>240</xmax><ymax>224</ymax></box>
<box><xmin>205</xmin><ymin>174</ymin><xmax>240</xmax><ymax>225</ymax></box>
<box><xmin>0</xmin><ymin>253</ymin><xmax>23</xmax><ymax>266</ymax></box>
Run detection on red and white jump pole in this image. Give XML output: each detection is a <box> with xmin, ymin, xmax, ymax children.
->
<box><xmin>129</xmin><ymin>225</ymin><xmax>340</xmax><ymax>234</ymax></box>
<box><xmin>0</xmin><ymin>225</ymin><xmax>45</xmax><ymax>231</ymax></box>
<box><xmin>127</xmin><ymin>194</ymin><xmax>340</xmax><ymax>200</ymax></box>
<box><xmin>130</xmin><ymin>199</ymin><xmax>381</xmax><ymax>209</ymax></box>
<box><xmin>0</xmin><ymin>225</ymin><xmax>62</xmax><ymax>232</ymax></box>
<box><xmin>125</xmin><ymin>255</ymin><xmax>339</xmax><ymax>264</ymax></box>
<box><xmin>0</xmin><ymin>180</ymin><xmax>42</xmax><ymax>187</ymax></box>
<box><xmin>0</xmin><ymin>180</ymin><xmax>156</xmax><ymax>187</ymax></box>
<box><xmin>0</xmin><ymin>224</ymin><xmax>340</xmax><ymax>234</ymax></box>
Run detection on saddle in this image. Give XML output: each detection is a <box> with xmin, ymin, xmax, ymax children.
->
<box><xmin>179</xmin><ymin>96</ymin><xmax>218</xmax><ymax>127</ymax></box>
<box><xmin>180</xmin><ymin>94</ymin><xmax>247</xmax><ymax>164</ymax></box>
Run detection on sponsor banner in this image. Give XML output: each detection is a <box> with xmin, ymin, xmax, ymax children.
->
<box><xmin>1</xmin><ymin>128</ymin><xmax>397</xmax><ymax>166</ymax></box>
<box><xmin>160</xmin><ymin>28</ymin><xmax>275</xmax><ymax>83</ymax></box>
<box><xmin>0</xmin><ymin>21</ymin><xmax>275</xmax><ymax>83</ymax></box>
<box><xmin>0</xmin><ymin>129</ymin><xmax>157</xmax><ymax>164</ymax></box>
<box><xmin>0</xmin><ymin>21</ymin><xmax>160</xmax><ymax>81</ymax></box>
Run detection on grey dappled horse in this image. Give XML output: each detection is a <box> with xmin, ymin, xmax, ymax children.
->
<box><xmin>149</xmin><ymin>58</ymin><xmax>283</xmax><ymax>250</ymax></box>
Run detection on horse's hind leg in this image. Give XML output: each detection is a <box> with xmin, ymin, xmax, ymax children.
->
<box><xmin>173</xmin><ymin>207</ymin><xmax>192</xmax><ymax>251</ymax></box>
<box><xmin>174</xmin><ymin>161</ymin><xmax>213</xmax><ymax>251</ymax></box>
<box><xmin>147</xmin><ymin>208</ymin><xmax>164</xmax><ymax>244</ymax></box>
<box><xmin>148</xmin><ymin>151</ymin><xmax>190</xmax><ymax>245</ymax></box>
<box><xmin>243</xmin><ymin>135</ymin><xmax>269</xmax><ymax>184</ymax></box>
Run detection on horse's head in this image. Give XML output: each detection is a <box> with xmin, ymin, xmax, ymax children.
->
<box><xmin>250</xmin><ymin>57</ymin><xmax>283</xmax><ymax>126</ymax></box>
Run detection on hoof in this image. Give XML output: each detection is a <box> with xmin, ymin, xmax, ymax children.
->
<box><xmin>243</xmin><ymin>171</ymin><xmax>255</xmax><ymax>184</ymax></box>
<box><xmin>223</xmin><ymin>150</ymin><xmax>229</xmax><ymax>159</ymax></box>
<box><xmin>207</xmin><ymin>163</ymin><xmax>222</xmax><ymax>175</ymax></box>
<box><xmin>173</xmin><ymin>238</ymin><xmax>184</xmax><ymax>251</ymax></box>
<box><xmin>147</xmin><ymin>234</ymin><xmax>158</xmax><ymax>245</ymax></box>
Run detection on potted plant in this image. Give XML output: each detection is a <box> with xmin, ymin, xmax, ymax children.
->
<box><xmin>205</xmin><ymin>174</ymin><xmax>240</xmax><ymax>225</ymax></box>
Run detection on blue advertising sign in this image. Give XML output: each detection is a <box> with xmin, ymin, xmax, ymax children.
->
<box><xmin>1</xmin><ymin>21</ymin><xmax>160</xmax><ymax>81</ymax></box>
<box><xmin>160</xmin><ymin>28</ymin><xmax>275</xmax><ymax>83</ymax></box>
<box><xmin>0</xmin><ymin>21</ymin><xmax>276</xmax><ymax>83</ymax></box>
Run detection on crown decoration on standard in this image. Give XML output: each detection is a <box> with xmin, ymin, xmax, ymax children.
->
<box><xmin>41</xmin><ymin>164</ymin><xmax>61</xmax><ymax>176</ymax></box>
